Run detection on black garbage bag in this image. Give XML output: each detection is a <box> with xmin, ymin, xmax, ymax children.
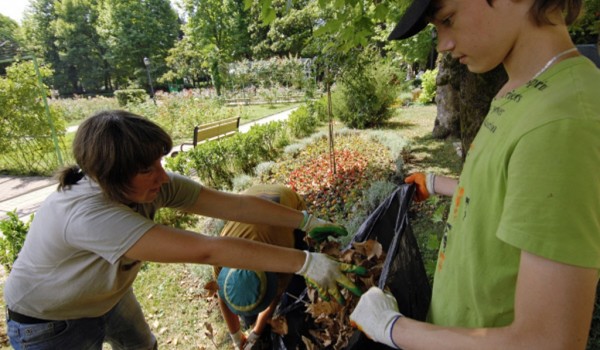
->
<box><xmin>344</xmin><ymin>184</ymin><xmax>431</xmax><ymax>350</ymax></box>
<box><xmin>271</xmin><ymin>184</ymin><xmax>431</xmax><ymax>350</ymax></box>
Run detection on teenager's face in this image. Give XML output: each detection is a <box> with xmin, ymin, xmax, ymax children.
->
<box><xmin>430</xmin><ymin>0</ymin><xmax>524</xmax><ymax>73</ymax></box>
<box><xmin>126</xmin><ymin>158</ymin><xmax>169</xmax><ymax>203</ymax></box>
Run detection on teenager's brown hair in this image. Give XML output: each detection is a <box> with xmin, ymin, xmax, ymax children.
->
<box><xmin>487</xmin><ymin>0</ymin><xmax>582</xmax><ymax>25</ymax></box>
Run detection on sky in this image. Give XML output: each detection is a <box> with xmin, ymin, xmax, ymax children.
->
<box><xmin>0</xmin><ymin>0</ymin><xmax>29</xmax><ymax>24</ymax></box>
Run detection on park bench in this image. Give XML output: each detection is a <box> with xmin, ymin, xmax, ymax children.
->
<box><xmin>178</xmin><ymin>116</ymin><xmax>241</xmax><ymax>152</ymax></box>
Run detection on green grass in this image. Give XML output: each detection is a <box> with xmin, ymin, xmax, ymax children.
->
<box><xmin>232</xmin><ymin>102</ymin><xmax>302</xmax><ymax>124</ymax></box>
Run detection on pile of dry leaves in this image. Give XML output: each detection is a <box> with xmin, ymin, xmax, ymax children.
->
<box><xmin>271</xmin><ymin>239</ymin><xmax>385</xmax><ymax>349</ymax></box>
<box><xmin>203</xmin><ymin>239</ymin><xmax>386</xmax><ymax>349</ymax></box>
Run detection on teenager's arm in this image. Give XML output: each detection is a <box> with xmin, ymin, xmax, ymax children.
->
<box><xmin>431</xmin><ymin>175</ymin><xmax>458</xmax><ymax>197</ymax></box>
<box><xmin>352</xmin><ymin>250</ymin><xmax>597</xmax><ymax>349</ymax></box>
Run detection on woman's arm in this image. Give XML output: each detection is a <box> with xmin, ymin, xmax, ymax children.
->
<box><xmin>186</xmin><ymin>186</ymin><xmax>304</xmax><ymax>228</ymax></box>
<box><xmin>353</xmin><ymin>250</ymin><xmax>597</xmax><ymax>349</ymax></box>
<box><xmin>124</xmin><ymin>224</ymin><xmax>305</xmax><ymax>273</ymax></box>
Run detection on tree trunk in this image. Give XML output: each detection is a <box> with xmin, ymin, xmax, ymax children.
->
<box><xmin>433</xmin><ymin>53</ymin><xmax>508</xmax><ymax>162</ymax></box>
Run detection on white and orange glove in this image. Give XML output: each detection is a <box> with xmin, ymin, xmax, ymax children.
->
<box><xmin>404</xmin><ymin>172</ymin><xmax>436</xmax><ymax>202</ymax></box>
<box><xmin>230</xmin><ymin>330</ymin><xmax>246</xmax><ymax>350</ymax></box>
<box><xmin>349</xmin><ymin>287</ymin><xmax>403</xmax><ymax>349</ymax></box>
<box><xmin>242</xmin><ymin>331</ymin><xmax>260</xmax><ymax>350</ymax></box>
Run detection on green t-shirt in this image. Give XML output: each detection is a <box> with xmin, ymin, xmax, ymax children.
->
<box><xmin>429</xmin><ymin>57</ymin><xmax>600</xmax><ymax>328</ymax></box>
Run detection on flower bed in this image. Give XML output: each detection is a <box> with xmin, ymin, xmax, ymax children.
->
<box><xmin>264</xmin><ymin>133</ymin><xmax>396</xmax><ymax>222</ymax></box>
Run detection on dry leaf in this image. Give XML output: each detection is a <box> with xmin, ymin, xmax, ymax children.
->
<box><xmin>301</xmin><ymin>239</ymin><xmax>386</xmax><ymax>349</ymax></box>
<box><xmin>352</xmin><ymin>240</ymin><xmax>383</xmax><ymax>260</ymax></box>
<box><xmin>306</xmin><ymin>301</ymin><xmax>341</xmax><ymax>316</ymax></box>
<box><xmin>203</xmin><ymin>280</ymin><xmax>219</xmax><ymax>298</ymax></box>
<box><xmin>203</xmin><ymin>322</ymin><xmax>214</xmax><ymax>341</ymax></box>
<box><xmin>320</xmin><ymin>241</ymin><xmax>342</xmax><ymax>258</ymax></box>
<box><xmin>302</xmin><ymin>335</ymin><xmax>316</xmax><ymax>350</ymax></box>
<box><xmin>269</xmin><ymin>315</ymin><xmax>289</xmax><ymax>335</ymax></box>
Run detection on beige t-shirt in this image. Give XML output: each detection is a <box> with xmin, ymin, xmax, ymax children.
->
<box><xmin>4</xmin><ymin>172</ymin><xmax>201</xmax><ymax>319</ymax></box>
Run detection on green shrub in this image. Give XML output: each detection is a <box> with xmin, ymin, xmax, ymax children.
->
<box><xmin>0</xmin><ymin>211</ymin><xmax>31</xmax><ymax>271</ymax></box>
<box><xmin>166</xmin><ymin>121</ymin><xmax>289</xmax><ymax>190</ymax></box>
<box><xmin>50</xmin><ymin>96</ymin><xmax>120</xmax><ymax>125</ymax></box>
<box><xmin>141</xmin><ymin>97</ymin><xmax>232</xmax><ymax>143</ymax></box>
<box><xmin>114</xmin><ymin>89</ymin><xmax>147</xmax><ymax>106</ymax></box>
<box><xmin>287</xmin><ymin>105</ymin><xmax>319</xmax><ymax>138</ymax></box>
<box><xmin>153</xmin><ymin>208</ymin><xmax>198</xmax><ymax>229</ymax></box>
<box><xmin>188</xmin><ymin>140</ymin><xmax>236</xmax><ymax>189</ymax></box>
<box><xmin>0</xmin><ymin>61</ymin><xmax>68</xmax><ymax>175</ymax></box>
<box><xmin>231</xmin><ymin>174</ymin><xmax>255</xmax><ymax>192</ymax></box>
<box><xmin>307</xmin><ymin>96</ymin><xmax>330</xmax><ymax>123</ymax></box>
<box><xmin>333</xmin><ymin>49</ymin><xmax>400</xmax><ymax>129</ymax></box>
<box><xmin>418</xmin><ymin>68</ymin><xmax>439</xmax><ymax>104</ymax></box>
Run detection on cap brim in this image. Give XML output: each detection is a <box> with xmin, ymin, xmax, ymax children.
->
<box><xmin>388</xmin><ymin>0</ymin><xmax>432</xmax><ymax>41</ymax></box>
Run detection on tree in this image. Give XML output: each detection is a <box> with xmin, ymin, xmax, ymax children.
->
<box><xmin>53</xmin><ymin>0</ymin><xmax>106</xmax><ymax>94</ymax></box>
<box><xmin>161</xmin><ymin>32</ymin><xmax>211</xmax><ymax>88</ymax></box>
<box><xmin>20</xmin><ymin>0</ymin><xmax>61</xmax><ymax>90</ymax></box>
<box><xmin>0</xmin><ymin>14</ymin><xmax>22</xmax><ymax>75</ymax></box>
<box><xmin>97</xmin><ymin>0</ymin><xmax>179</xmax><ymax>90</ymax></box>
<box><xmin>0</xmin><ymin>14</ymin><xmax>19</xmax><ymax>44</ymax></box>
<box><xmin>176</xmin><ymin>0</ymin><xmax>254</xmax><ymax>95</ymax></box>
<box><xmin>250</xmin><ymin>0</ymin><xmax>318</xmax><ymax>58</ymax></box>
<box><xmin>570</xmin><ymin>0</ymin><xmax>600</xmax><ymax>45</ymax></box>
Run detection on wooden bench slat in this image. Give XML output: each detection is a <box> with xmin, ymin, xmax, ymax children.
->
<box><xmin>178</xmin><ymin>116</ymin><xmax>241</xmax><ymax>153</ymax></box>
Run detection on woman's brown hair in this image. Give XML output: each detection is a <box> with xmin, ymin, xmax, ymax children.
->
<box><xmin>56</xmin><ymin>110</ymin><xmax>172</xmax><ymax>203</ymax></box>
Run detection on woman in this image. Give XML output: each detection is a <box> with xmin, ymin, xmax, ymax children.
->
<box><xmin>4</xmin><ymin>110</ymin><xmax>361</xmax><ymax>349</ymax></box>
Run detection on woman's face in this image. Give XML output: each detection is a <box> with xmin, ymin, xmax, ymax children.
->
<box><xmin>126</xmin><ymin>158</ymin><xmax>169</xmax><ymax>203</ymax></box>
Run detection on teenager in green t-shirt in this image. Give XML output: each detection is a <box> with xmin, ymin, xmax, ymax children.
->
<box><xmin>350</xmin><ymin>0</ymin><xmax>600</xmax><ymax>349</ymax></box>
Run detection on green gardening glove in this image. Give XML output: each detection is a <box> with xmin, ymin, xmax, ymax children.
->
<box><xmin>299</xmin><ymin>211</ymin><xmax>348</xmax><ymax>242</ymax></box>
<box><xmin>295</xmin><ymin>251</ymin><xmax>367</xmax><ymax>305</ymax></box>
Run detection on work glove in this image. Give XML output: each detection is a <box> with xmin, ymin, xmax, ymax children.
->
<box><xmin>229</xmin><ymin>330</ymin><xmax>246</xmax><ymax>350</ymax></box>
<box><xmin>242</xmin><ymin>331</ymin><xmax>260</xmax><ymax>350</ymax></box>
<box><xmin>299</xmin><ymin>210</ymin><xmax>348</xmax><ymax>242</ymax></box>
<box><xmin>404</xmin><ymin>172</ymin><xmax>436</xmax><ymax>202</ymax></box>
<box><xmin>295</xmin><ymin>251</ymin><xmax>367</xmax><ymax>305</ymax></box>
<box><xmin>350</xmin><ymin>287</ymin><xmax>403</xmax><ymax>349</ymax></box>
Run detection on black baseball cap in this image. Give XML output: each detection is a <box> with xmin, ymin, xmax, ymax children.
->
<box><xmin>388</xmin><ymin>0</ymin><xmax>433</xmax><ymax>40</ymax></box>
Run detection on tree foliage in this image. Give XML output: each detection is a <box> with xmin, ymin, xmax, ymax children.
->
<box><xmin>97</xmin><ymin>0</ymin><xmax>179</xmax><ymax>89</ymax></box>
<box><xmin>0</xmin><ymin>14</ymin><xmax>19</xmax><ymax>44</ymax></box>
<box><xmin>0</xmin><ymin>60</ymin><xmax>67</xmax><ymax>174</ymax></box>
<box><xmin>53</xmin><ymin>0</ymin><xmax>105</xmax><ymax>94</ymax></box>
<box><xmin>0</xmin><ymin>14</ymin><xmax>22</xmax><ymax>74</ymax></box>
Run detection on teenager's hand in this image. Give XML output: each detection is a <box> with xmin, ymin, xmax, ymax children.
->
<box><xmin>296</xmin><ymin>251</ymin><xmax>366</xmax><ymax>304</ymax></box>
<box><xmin>350</xmin><ymin>287</ymin><xmax>403</xmax><ymax>349</ymax></box>
<box><xmin>300</xmin><ymin>212</ymin><xmax>348</xmax><ymax>242</ymax></box>
<box><xmin>404</xmin><ymin>172</ymin><xmax>436</xmax><ymax>201</ymax></box>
